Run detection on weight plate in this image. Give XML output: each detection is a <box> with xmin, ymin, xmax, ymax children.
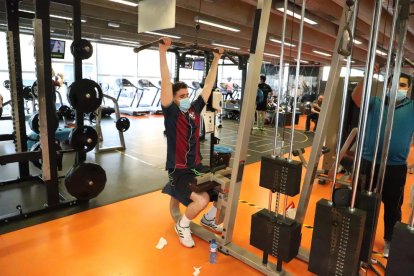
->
<box><xmin>70</xmin><ymin>39</ymin><xmax>93</xmax><ymax>60</ymax></box>
<box><xmin>68</xmin><ymin>79</ymin><xmax>103</xmax><ymax>113</ymax></box>
<box><xmin>65</xmin><ymin>162</ymin><xmax>106</xmax><ymax>200</ymax></box>
<box><xmin>69</xmin><ymin>125</ymin><xmax>98</xmax><ymax>152</ymax></box>
<box><xmin>116</xmin><ymin>117</ymin><xmax>130</xmax><ymax>132</ymax></box>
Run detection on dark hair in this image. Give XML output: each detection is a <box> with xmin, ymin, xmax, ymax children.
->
<box><xmin>260</xmin><ymin>75</ymin><xmax>266</xmax><ymax>82</ymax></box>
<box><xmin>387</xmin><ymin>72</ymin><xmax>412</xmax><ymax>88</ymax></box>
<box><xmin>172</xmin><ymin>82</ymin><xmax>188</xmax><ymax>95</ymax></box>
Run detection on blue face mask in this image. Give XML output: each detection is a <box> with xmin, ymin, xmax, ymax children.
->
<box><xmin>179</xmin><ymin>98</ymin><xmax>191</xmax><ymax>112</ymax></box>
<box><xmin>396</xmin><ymin>89</ymin><xmax>407</xmax><ymax>101</ymax></box>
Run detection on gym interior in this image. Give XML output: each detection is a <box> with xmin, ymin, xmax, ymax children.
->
<box><xmin>0</xmin><ymin>0</ymin><xmax>413</xmax><ymax>275</ymax></box>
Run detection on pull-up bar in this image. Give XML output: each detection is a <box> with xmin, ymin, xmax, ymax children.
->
<box><xmin>133</xmin><ymin>39</ymin><xmax>240</xmax><ymax>65</ymax></box>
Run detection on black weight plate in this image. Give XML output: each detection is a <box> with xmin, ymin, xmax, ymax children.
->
<box><xmin>58</xmin><ymin>105</ymin><xmax>72</xmax><ymax>119</ymax></box>
<box><xmin>31</xmin><ymin>81</ymin><xmax>38</xmax><ymax>98</ymax></box>
<box><xmin>68</xmin><ymin>79</ymin><xmax>103</xmax><ymax>113</ymax></box>
<box><xmin>30</xmin><ymin>140</ymin><xmax>62</xmax><ymax>169</ymax></box>
<box><xmin>70</xmin><ymin>39</ymin><xmax>93</xmax><ymax>60</ymax></box>
<box><xmin>3</xmin><ymin>80</ymin><xmax>10</xmax><ymax>89</ymax></box>
<box><xmin>65</xmin><ymin>162</ymin><xmax>106</xmax><ymax>200</ymax></box>
<box><xmin>116</xmin><ymin>117</ymin><xmax>130</xmax><ymax>132</ymax></box>
<box><xmin>69</xmin><ymin>125</ymin><xmax>98</xmax><ymax>152</ymax></box>
<box><xmin>29</xmin><ymin>113</ymin><xmax>40</xmax><ymax>134</ymax></box>
<box><xmin>22</xmin><ymin>86</ymin><xmax>33</xmax><ymax>100</ymax></box>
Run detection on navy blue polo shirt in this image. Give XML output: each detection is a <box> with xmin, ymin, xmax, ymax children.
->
<box><xmin>162</xmin><ymin>96</ymin><xmax>206</xmax><ymax>170</ymax></box>
<box><xmin>363</xmin><ymin>97</ymin><xmax>414</xmax><ymax>165</ymax></box>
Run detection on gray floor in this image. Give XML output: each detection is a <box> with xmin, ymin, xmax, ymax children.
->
<box><xmin>0</xmin><ymin>114</ymin><xmax>313</xmax><ymax>234</ymax></box>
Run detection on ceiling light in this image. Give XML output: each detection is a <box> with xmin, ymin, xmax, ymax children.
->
<box><xmin>144</xmin><ymin>31</ymin><xmax>181</xmax><ymax>39</ymax></box>
<box><xmin>108</xmin><ymin>22</ymin><xmax>120</xmax><ymax>28</ymax></box>
<box><xmin>269</xmin><ymin>38</ymin><xmax>296</xmax><ymax>47</ymax></box>
<box><xmin>353</xmin><ymin>39</ymin><xmax>362</xmax><ymax>45</ymax></box>
<box><xmin>276</xmin><ymin>8</ymin><xmax>318</xmax><ymax>25</ymax></box>
<box><xmin>109</xmin><ymin>0</ymin><xmax>138</xmax><ymax>7</ymax></box>
<box><xmin>211</xmin><ymin>42</ymin><xmax>240</xmax><ymax>50</ymax></box>
<box><xmin>376</xmin><ymin>49</ymin><xmax>387</xmax><ymax>56</ymax></box>
<box><xmin>295</xmin><ymin>59</ymin><xmax>309</xmax><ymax>64</ymax></box>
<box><xmin>195</xmin><ymin>18</ymin><xmax>240</xmax><ymax>32</ymax></box>
<box><xmin>19</xmin><ymin>9</ymin><xmax>86</xmax><ymax>22</ymax></box>
<box><xmin>343</xmin><ymin>58</ymin><xmax>355</xmax><ymax>63</ymax></box>
<box><xmin>264</xmin><ymin>52</ymin><xmax>279</xmax><ymax>57</ymax></box>
<box><xmin>101</xmin><ymin>36</ymin><xmax>139</xmax><ymax>44</ymax></box>
<box><xmin>313</xmin><ymin>50</ymin><xmax>331</xmax><ymax>57</ymax></box>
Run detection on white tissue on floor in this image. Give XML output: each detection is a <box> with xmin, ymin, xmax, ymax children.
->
<box><xmin>155</xmin><ymin>237</ymin><xmax>167</xmax><ymax>250</ymax></box>
<box><xmin>193</xmin><ymin>266</ymin><xmax>202</xmax><ymax>276</ymax></box>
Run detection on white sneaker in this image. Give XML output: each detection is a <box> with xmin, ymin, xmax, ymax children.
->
<box><xmin>200</xmin><ymin>215</ymin><xmax>223</xmax><ymax>234</ymax></box>
<box><xmin>383</xmin><ymin>240</ymin><xmax>391</xmax><ymax>258</ymax></box>
<box><xmin>175</xmin><ymin>220</ymin><xmax>195</xmax><ymax>248</ymax></box>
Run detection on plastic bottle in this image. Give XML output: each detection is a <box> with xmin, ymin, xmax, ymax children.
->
<box><xmin>209</xmin><ymin>239</ymin><xmax>218</xmax><ymax>264</ymax></box>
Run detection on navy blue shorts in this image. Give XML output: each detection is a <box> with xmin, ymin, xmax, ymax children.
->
<box><xmin>162</xmin><ymin>168</ymin><xmax>219</xmax><ymax>207</ymax></box>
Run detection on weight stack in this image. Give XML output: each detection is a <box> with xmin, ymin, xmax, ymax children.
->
<box><xmin>385</xmin><ymin>222</ymin><xmax>414</xmax><ymax>276</ymax></box>
<box><xmin>309</xmin><ymin>199</ymin><xmax>366</xmax><ymax>276</ymax></box>
<box><xmin>260</xmin><ymin>156</ymin><xmax>302</xmax><ymax>196</ymax></box>
<box><xmin>356</xmin><ymin>191</ymin><xmax>381</xmax><ymax>263</ymax></box>
<box><xmin>250</xmin><ymin>209</ymin><xmax>301</xmax><ymax>262</ymax></box>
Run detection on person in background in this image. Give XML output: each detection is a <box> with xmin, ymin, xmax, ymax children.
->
<box><xmin>159</xmin><ymin>37</ymin><xmax>224</xmax><ymax>248</ymax></box>
<box><xmin>352</xmin><ymin>70</ymin><xmax>413</xmax><ymax>257</ymax></box>
<box><xmin>256</xmin><ymin>75</ymin><xmax>273</xmax><ymax>130</ymax></box>
<box><xmin>224</xmin><ymin>77</ymin><xmax>233</xmax><ymax>100</ymax></box>
<box><xmin>305</xmin><ymin>95</ymin><xmax>324</xmax><ymax>132</ymax></box>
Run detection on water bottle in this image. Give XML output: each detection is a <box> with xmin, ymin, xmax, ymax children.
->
<box><xmin>209</xmin><ymin>239</ymin><xmax>218</xmax><ymax>264</ymax></box>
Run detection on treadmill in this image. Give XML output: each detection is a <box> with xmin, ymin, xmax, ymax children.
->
<box><xmin>116</xmin><ymin>78</ymin><xmax>151</xmax><ymax>116</ymax></box>
<box><xmin>138</xmin><ymin>79</ymin><xmax>162</xmax><ymax>114</ymax></box>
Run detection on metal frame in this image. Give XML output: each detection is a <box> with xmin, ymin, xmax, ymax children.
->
<box><xmin>0</xmin><ymin>0</ymin><xmax>84</xmax><ymax>224</ymax></box>
<box><xmin>95</xmin><ymin>94</ymin><xmax>126</xmax><ymax>152</ymax></box>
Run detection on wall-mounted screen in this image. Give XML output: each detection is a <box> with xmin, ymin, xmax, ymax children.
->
<box><xmin>50</xmin><ymin>39</ymin><xmax>65</xmax><ymax>59</ymax></box>
<box><xmin>193</xmin><ymin>59</ymin><xmax>205</xmax><ymax>71</ymax></box>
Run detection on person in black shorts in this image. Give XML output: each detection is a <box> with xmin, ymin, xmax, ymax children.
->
<box><xmin>159</xmin><ymin>37</ymin><xmax>224</xmax><ymax>248</ymax></box>
<box><xmin>256</xmin><ymin>75</ymin><xmax>273</xmax><ymax>130</ymax></box>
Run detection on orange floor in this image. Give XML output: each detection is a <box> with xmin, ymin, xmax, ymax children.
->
<box><xmin>1</xmin><ymin>117</ymin><xmax>413</xmax><ymax>275</ymax></box>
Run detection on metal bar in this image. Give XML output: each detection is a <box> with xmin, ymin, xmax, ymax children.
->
<box><xmin>72</xmin><ymin>0</ymin><xmax>86</xmax><ymax>164</ymax></box>
<box><xmin>272</xmin><ymin>0</ymin><xmax>288</xmax><ymax>157</ymax></box>
<box><xmin>376</xmin><ymin>0</ymin><xmax>410</xmax><ymax>197</ymax></box>
<box><xmin>295</xmin><ymin>5</ymin><xmax>352</xmax><ymax>224</ymax></box>
<box><xmin>351</xmin><ymin>0</ymin><xmax>383</xmax><ymax>209</ymax></box>
<box><xmin>368</xmin><ymin>0</ymin><xmax>400</xmax><ymax>192</ymax></box>
<box><xmin>288</xmin><ymin>0</ymin><xmax>306</xmax><ymax>159</ymax></box>
<box><xmin>221</xmin><ymin>0</ymin><xmax>272</xmax><ymax>243</ymax></box>
<box><xmin>34</xmin><ymin>0</ymin><xmax>59</xmax><ymax>206</ymax></box>
<box><xmin>0</xmin><ymin>151</ymin><xmax>42</xmax><ymax>165</ymax></box>
<box><xmin>331</xmin><ymin>1</ymin><xmax>360</xmax><ymax>199</ymax></box>
<box><xmin>0</xmin><ymin>134</ymin><xmax>15</xmax><ymax>141</ymax></box>
<box><xmin>6</xmin><ymin>0</ymin><xmax>30</xmax><ymax>177</ymax></box>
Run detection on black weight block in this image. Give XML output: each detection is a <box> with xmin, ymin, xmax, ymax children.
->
<box><xmin>250</xmin><ymin>209</ymin><xmax>301</xmax><ymax>262</ymax></box>
<box><xmin>356</xmin><ymin>191</ymin><xmax>381</xmax><ymax>263</ymax></box>
<box><xmin>386</xmin><ymin>222</ymin><xmax>414</xmax><ymax>276</ymax></box>
<box><xmin>260</xmin><ymin>156</ymin><xmax>302</xmax><ymax>196</ymax></box>
<box><xmin>69</xmin><ymin>126</ymin><xmax>98</xmax><ymax>152</ymax></box>
<box><xmin>68</xmin><ymin>79</ymin><xmax>103</xmax><ymax>113</ymax></box>
<box><xmin>70</xmin><ymin>39</ymin><xmax>93</xmax><ymax>60</ymax></box>
<box><xmin>309</xmin><ymin>199</ymin><xmax>366</xmax><ymax>276</ymax></box>
<box><xmin>65</xmin><ymin>162</ymin><xmax>106</xmax><ymax>200</ymax></box>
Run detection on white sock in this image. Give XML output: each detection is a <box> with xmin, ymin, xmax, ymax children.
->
<box><xmin>204</xmin><ymin>206</ymin><xmax>217</xmax><ymax>221</ymax></box>
<box><xmin>179</xmin><ymin>214</ymin><xmax>191</xmax><ymax>227</ymax></box>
